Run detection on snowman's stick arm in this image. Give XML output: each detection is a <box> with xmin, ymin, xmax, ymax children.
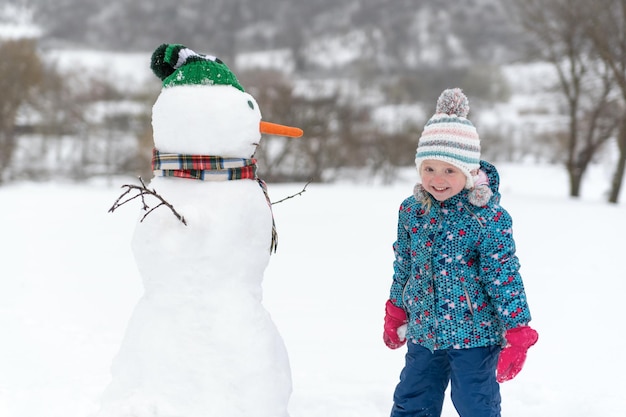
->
<box><xmin>108</xmin><ymin>186</ymin><xmax>148</xmax><ymax>212</ymax></box>
<box><xmin>139</xmin><ymin>200</ymin><xmax>187</xmax><ymax>226</ymax></box>
<box><xmin>108</xmin><ymin>177</ymin><xmax>187</xmax><ymax>226</ymax></box>
<box><xmin>271</xmin><ymin>180</ymin><xmax>311</xmax><ymax>205</ymax></box>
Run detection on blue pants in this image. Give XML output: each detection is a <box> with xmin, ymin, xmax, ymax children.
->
<box><xmin>390</xmin><ymin>343</ymin><xmax>501</xmax><ymax>417</ymax></box>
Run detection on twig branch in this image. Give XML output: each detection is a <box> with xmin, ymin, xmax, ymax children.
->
<box><xmin>271</xmin><ymin>181</ymin><xmax>311</xmax><ymax>205</ymax></box>
<box><xmin>108</xmin><ymin>177</ymin><xmax>187</xmax><ymax>225</ymax></box>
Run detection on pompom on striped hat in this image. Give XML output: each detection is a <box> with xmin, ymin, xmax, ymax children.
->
<box><xmin>414</xmin><ymin>88</ymin><xmax>480</xmax><ymax>189</ymax></box>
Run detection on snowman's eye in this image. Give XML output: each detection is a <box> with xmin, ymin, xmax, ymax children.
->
<box><xmin>247</xmin><ymin>100</ymin><xmax>255</xmax><ymax>110</ymax></box>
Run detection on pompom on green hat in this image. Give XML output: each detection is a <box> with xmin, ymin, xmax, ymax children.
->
<box><xmin>150</xmin><ymin>43</ymin><xmax>244</xmax><ymax>92</ymax></box>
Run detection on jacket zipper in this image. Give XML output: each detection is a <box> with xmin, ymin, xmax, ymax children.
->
<box><xmin>463</xmin><ymin>203</ymin><xmax>484</xmax><ymax>227</ymax></box>
<box><xmin>461</xmin><ymin>203</ymin><xmax>482</xmax><ymax>316</ymax></box>
<box><xmin>463</xmin><ymin>285</ymin><xmax>474</xmax><ymax>315</ymax></box>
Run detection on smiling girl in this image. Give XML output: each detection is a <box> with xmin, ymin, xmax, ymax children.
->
<box><xmin>383</xmin><ymin>89</ymin><xmax>538</xmax><ymax>417</ymax></box>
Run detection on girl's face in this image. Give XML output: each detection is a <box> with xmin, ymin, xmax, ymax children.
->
<box><xmin>420</xmin><ymin>159</ymin><xmax>467</xmax><ymax>201</ymax></box>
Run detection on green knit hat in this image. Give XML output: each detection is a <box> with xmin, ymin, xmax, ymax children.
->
<box><xmin>150</xmin><ymin>43</ymin><xmax>244</xmax><ymax>92</ymax></box>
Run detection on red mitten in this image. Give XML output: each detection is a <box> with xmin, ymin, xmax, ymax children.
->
<box><xmin>497</xmin><ymin>326</ymin><xmax>539</xmax><ymax>382</ymax></box>
<box><xmin>383</xmin><ymin>300</ymin><xmax>408</xmax><ymax>349</ymax></box>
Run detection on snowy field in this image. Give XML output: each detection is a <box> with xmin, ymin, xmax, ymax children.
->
<box><xmin>1</xmin><ymin>163</ymin><xmax>625</xmax><ymax>417</ymax></box>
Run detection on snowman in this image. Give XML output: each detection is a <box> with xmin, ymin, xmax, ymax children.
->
<box><xmin>99</xmin><ymin>44</ymin><xmax>302</xmax><ymax>417</ymax></box>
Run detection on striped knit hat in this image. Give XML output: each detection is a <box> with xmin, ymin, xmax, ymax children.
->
<box><xmin>414</xmin><ymin>88</ymin><xmax>480</xmax><ymax>189</ymax></box>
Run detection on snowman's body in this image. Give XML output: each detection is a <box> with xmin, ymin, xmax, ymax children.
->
<box><xmin>98</xmin><ymin>74</ymin><xmax>292</xmax><ymax>416</ymax></box>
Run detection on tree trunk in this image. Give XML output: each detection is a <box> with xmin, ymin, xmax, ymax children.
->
<box><xmin>0</xmin><ymin>130</ymin><xmax>16</xmax><ymax>184</ymax></box>
<box><xmin>568</xmin><ymin>166</ymin><xmax>583</xmax><ymax>197</ymax></box>
<box><xmin>608</xmin><ymin>118</ymin><xmax>626</xmax><ymax>203</ymax></box>
<box><xmin>608</xmin><ymin>155</ymin><xmax>626</xmax><ymax>203</ymax></box>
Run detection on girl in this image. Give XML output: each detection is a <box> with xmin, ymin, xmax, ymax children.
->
<box><xmin>383</xmin><ymin>89</ymin><xmax>537</xmax><ymax>417</ymax></box>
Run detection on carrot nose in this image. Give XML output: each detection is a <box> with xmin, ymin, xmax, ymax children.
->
<box><xmin>260</xmin><ymin>121</ymin><xmax>303</xmax><ymax>138</ymax></box>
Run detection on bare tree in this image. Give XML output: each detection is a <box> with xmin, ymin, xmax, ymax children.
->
<box><xmin>583</xmin><ymin>0</ymin><xmax>626</xmax><ymax>203</ymax></box>
<box><xmin>0</xmin><ymin>38</ymin><xmax>44</xmax><ymax>183</ymax></box>
<box><xmin>239</xmin><ymin>70</ymin><xmax>375</xmax><ymax>183</ymax></box>
<box><xmin>507</xmin><ymin>0</ymin><xmax>620</xmax><ymax>198</ymax></box>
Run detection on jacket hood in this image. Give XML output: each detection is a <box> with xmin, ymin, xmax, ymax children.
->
<box><xmin>479</xmin><ymin>160</ymin><xmax>501</xmax><ymax>205</ymax></box>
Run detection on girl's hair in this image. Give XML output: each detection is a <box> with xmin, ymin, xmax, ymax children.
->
<box><xmin>413</xmin><ymin>183</ymin><xmax>433</xmax><ymax>214</ymax></box>
<box><xmin>420</xmin><ymin>194</ymin><xmax>433</xmax><ymax>213</ymax></box>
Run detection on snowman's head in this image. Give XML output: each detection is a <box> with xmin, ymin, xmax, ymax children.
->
<box><xmin>149</xmin><ymin>44</ymin><xmax>302</xmax><ymax>158</ymax></box>
<box><xmin>150</xmin><ymin>44</ymin><xmax>265</xmax><ymax>157</ymax></box>
<box><xmin>152</xmin><ymin>84</ymin><xmax>264</xmax><ymax>157</ymax></box>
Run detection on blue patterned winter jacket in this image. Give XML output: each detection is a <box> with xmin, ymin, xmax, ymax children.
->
<box><xmin>389</xmin><ymin>161</ymin><xmax>532</xmax><ymax>352</ymax></box>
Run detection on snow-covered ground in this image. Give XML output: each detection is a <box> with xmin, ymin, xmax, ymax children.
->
<box><xmin>0</xmin><ymin>163</ymin><xmax>624</xmax><ymax>417</ymax></box>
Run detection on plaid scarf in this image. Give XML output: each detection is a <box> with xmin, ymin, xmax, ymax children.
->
<box><xmin>152</xmin><ymin>149</ymin><xmax>277</xmax><ymax>253</ymax></box>
<box><xmin>152</xmin><ymin>149</ymin><xmax>257</xmax><ymax>181</ymax></box>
